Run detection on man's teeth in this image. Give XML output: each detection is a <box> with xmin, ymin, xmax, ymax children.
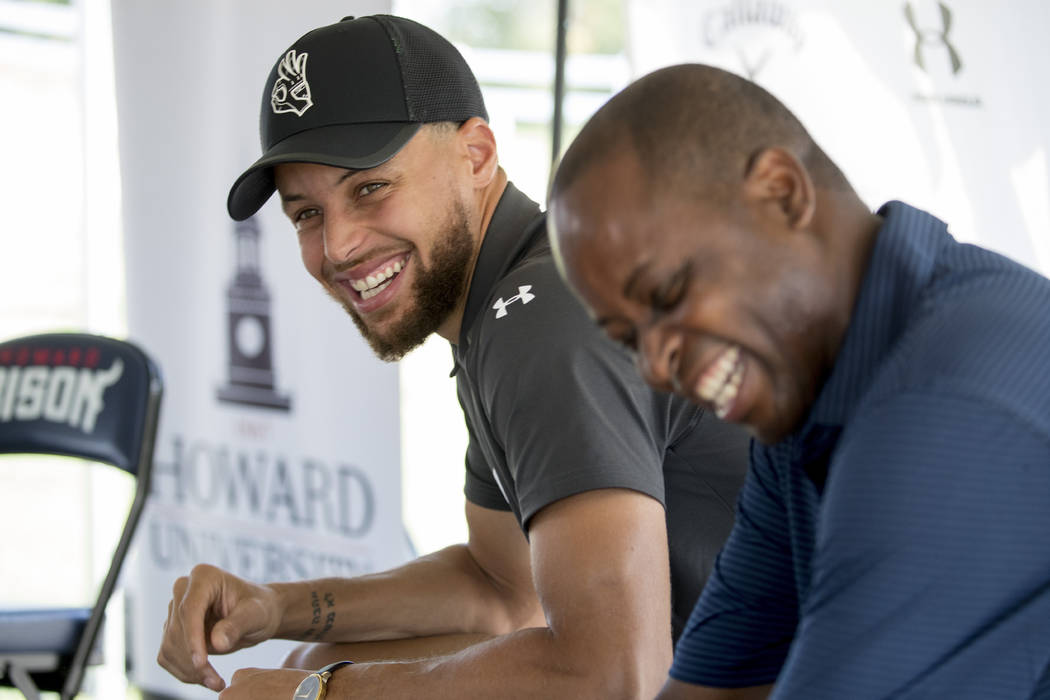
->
<box><xmin>714</xmin><ymin>360</ymin><xmax>744</xmax><ymax>419</ymax></box>
<box><xmin>695</xmin><ymin>345</ymin><xmax>743</xmax><ymax>418</ymax></box>
<box><xmin>361</xmin><ymin>278</ymin><xmax>393</xmax><ymax>300</ymax></box>
<box><xmin>351</xmin><ymin>260</ymin><xmax>404</xmax><ymax>295</ymax></box>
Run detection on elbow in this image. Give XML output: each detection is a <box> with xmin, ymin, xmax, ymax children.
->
<box><xmin>468</xmin><ymin>588</ymin><xmax>547</xmax><ymax>636</ymax></box>
<box><xmin>604</xmin><ymin>653</ymin><xmax>669</xmax><ymax>700</ymax></box>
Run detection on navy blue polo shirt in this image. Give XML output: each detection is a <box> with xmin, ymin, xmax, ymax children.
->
<box><xmin>671</xmin><ymin>202</ymin><xmax>1050</xmax><ymax>698</ymax></box>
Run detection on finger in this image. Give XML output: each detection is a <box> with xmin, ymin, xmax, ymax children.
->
<box><xmin>157</xmin><ymin>612</ymin><xmax>226</xmax><ymax>690</ymax></box>
<box><xmin>176</xmin><ymin>566</ymin><xmax>225</xmax><ymax>682</ymax></box>
<box><xmin>210</xmin><ymin>597</ymin><xmax>268</xmax><ymax>652</ymax></box>
<box><xmin>210</xmin><ymin>618</ymin><xmax>237</xmax><ymax>654</ymax></box>
<box><xmin>197</xmin><ymin>659</ymin><xmax>226</xmax><ymax>693</ymax></box>
<box><xmin>157</xmin><ymin>581</ymin><xmax>196</xmax><ymax>682</ymax></box>
<box><xmin>157</xmin><ymin>628</ymin><xmax>224</xmax><ymax>690</ymax></box>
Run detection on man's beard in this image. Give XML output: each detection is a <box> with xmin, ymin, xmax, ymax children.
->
<box><xmin>326</xmin><ymin>202</ymin><xmax>475</xmax><ymax>362</ymax></box>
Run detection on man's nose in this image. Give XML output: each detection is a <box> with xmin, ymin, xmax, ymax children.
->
<box><xmin>636</xmin><ymin>325</ymin><xmax>682</xmax><ymax>393</ymax></box>
<box><xmin>322</xmin><ymin>211</ymin><xmax>369</xmax><ymax>264</ymax></box>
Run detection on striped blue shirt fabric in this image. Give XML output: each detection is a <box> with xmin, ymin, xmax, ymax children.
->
<box><xmin>670</xmin><ymin>201</ymin><xmax>1050</xmax><ymax>698</ymax></box>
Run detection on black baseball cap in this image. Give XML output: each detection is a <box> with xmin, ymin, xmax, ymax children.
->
<box><xmin>227</xmin><ymin>15</ymin><xmax>489</xmax><ymax>221</ymax></box>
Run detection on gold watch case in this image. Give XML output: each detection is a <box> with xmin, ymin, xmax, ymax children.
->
<box><xmin>292</xmin><ymin>660</ymin><xmax>353</xmax><ymax>700</ymax></box>
<box><xmin>292</xmin><ymin>671</ymin><xmax>329</xmax><ymax>700</ymax></box>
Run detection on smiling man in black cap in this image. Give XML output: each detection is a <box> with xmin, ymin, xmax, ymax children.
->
<box><xmin>156</xmin><ymin>15</ymin><xmax>748</xmax><ymax>700</ymax></box>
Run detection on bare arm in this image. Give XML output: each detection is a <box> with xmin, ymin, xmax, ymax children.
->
<box><xmin>325</xmin><ymin>488</ymin><xmax>672</xmax><ymax>699</ymax></box>
<box><xmin>219</xmin><ymin>488</ymin><xmax>674</xmax><ymax>699</ymax></box>
<box><xmin>269</xmin><ymin>502</ymin><xmax>543</xmax><ymax>644</ymax></box>
<box><xmin>159</xmin><ymin>502</ymin><xmax>542</xmax><ymax>691</ymax></box>
<box><xmin>657</xmin><ymin>678</ymin><xmax>774</xmax><ymax>700</ymax></box>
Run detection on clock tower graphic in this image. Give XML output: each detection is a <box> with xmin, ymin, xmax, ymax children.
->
<box><xmin>217</xmin><ymin>216</ymin><xmax>291</xmax><ymax>411</ymax></box>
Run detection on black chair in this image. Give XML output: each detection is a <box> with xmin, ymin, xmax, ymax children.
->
<box><xmin>0</xmin><ymin>333</ymin><xmax>162</xmax><ymax>699</ymax></box>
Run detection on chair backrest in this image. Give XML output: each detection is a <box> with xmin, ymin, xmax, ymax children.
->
<box><xmin>0</xmin><ymin>332</ymin><xmax>162</xmax><ymax>699</ymax></box>
<box><xmin>0</xmin><ymin>332</ymin><xmax>160</xmax><ymax>474</ymax></box>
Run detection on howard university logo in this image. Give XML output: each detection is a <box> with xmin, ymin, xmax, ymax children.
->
<box><xmin>217</xmin><ymin>217</ymin><xmax>292</xmax><ymax>411</ymax></box>
<box><xmin>700</xmin><ymin>1</ymin><xmax>805</xmax><ymax>81</ymax></box>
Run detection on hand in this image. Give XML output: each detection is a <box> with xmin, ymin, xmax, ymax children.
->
<box><xmin>157</xmin><ymin>563</ymin><xmax>283</xmax><ymax>691</ymax></box>
<box><xmin>217</xmin><ymin>667</ymin><xmax>311</xmax><ymax>700</ymax></box>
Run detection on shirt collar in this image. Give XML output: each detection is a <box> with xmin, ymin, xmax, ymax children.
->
<box><xmin>457</xmin><ymin>182</ymin><xmax>543</xmax><ymax>349</ymax></box>
<box><xmin>803</xmin><ymin>201</ymin><xmax>950</xmax><ymax>430</ymax></box>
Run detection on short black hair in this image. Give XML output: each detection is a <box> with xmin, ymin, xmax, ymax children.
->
<box><xmin>551</xmin><ymin>63</ymin><xmax>848</xmax><ymax>204</ymax></box>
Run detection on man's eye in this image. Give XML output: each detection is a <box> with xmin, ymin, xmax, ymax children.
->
<box><xmin>292</xmin><ymin>207</ymin><xmax>321</xmax><ymax>229</ymax></box>
<box><xmin>358</xmin><ymin>182</ymin><xmax>385</xmax><ymax>197</ymax></box>
<box><xmin>650</xmin><ymin>262</ymin><xmax>692</xmax><ymax>313</ymax></box>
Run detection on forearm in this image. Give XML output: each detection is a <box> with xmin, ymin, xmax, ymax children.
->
<box><xmin>218</xmin><ymin>492</ymin><xmax>673</xmax><ymax>699</ymax></box>
<box><xmin>271</xmin><ymin>543</ymin><xmax>541</xmax><ymax>644</ymax></box>
<box><xmin>657</xmin><ymin>678</ymin><xmax>774</xmax><ymax>700</ymax></box>
<box><xmin>329</xmin><ymin>624</ymin><xmax>666</xmax><ymax>700</ymax></box>
<box><xmin>323</xmin><ymin>491</ymin><xmax>676</xmax><ymax>700</ymax></box>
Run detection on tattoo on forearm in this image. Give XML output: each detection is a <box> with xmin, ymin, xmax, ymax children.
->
<box><xmin>303</xmin><ymin>590</ymin><xmax>337</xmax><ymax>641</ymax></box>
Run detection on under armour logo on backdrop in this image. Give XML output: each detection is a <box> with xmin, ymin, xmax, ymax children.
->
<box><xmin>904</xmin><ymin>2</ymin><xmax>963</xmax><ymax>75</ymax></box>
<box><xmin>271</xmin><ymin>50</ymin><xmax>314</xmax><ymax>116</ymax></box>
<box><xmin>493</xmin><ymin>286</ymin><xmax>535</xmax><ymax>318</ymax></box>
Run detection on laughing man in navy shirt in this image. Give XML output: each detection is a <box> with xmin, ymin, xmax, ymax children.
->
<box><xmin>549</xmin><ymin>63</ymin><xmax>1050</xmax><ymax>700</ymax></box>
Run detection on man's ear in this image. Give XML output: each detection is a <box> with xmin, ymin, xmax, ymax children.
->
<box><xmin>742</xmin><ymin>147</ymin><xmax>815</xmax><ymax>231</ymax></box>
<box><xmin>457</xmin><ymin>117</ymin><xmax>500</xmax><ymax>188</ymax></box>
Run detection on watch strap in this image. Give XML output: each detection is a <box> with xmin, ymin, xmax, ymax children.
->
<box><xmin>318</xmin><ymin>659</ymin><xmax>354</xmax><ymax>677</ymax></box>
<box><xmin>293</xmin><ymin>660</ymin><xmax>354</xmax><ymax>700</ymax></box>
<box><xmin>317</xmin><ymin>659</ymin><xmax>354</xmax><ymax>696</ymax></box>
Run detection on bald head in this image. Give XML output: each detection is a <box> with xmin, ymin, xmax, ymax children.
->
<box><xmin>547</xmin><ymin>63</ymin><xmax>880</xmax><ymax>443</ymax></box>
<box><xmin>551</xmin><ymin>63</ymin><xmax>846</xmax><ymax>207</ymax></box>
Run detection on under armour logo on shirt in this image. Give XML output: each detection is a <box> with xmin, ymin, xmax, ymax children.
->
<box><xmin>493</xmin><ymin>285</ymin><xmax>535</xmax><ymax>318</ymax></box>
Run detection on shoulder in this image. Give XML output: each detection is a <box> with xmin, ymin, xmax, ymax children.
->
<box><xmin>469</xmin><ymin>239</ymin><xmax>616</xmax><ymax>365</ymax></box>
<box><xmin>869</xmin><ymin>252</ymin><xmax>1050</xmax><ymax>435</ymax></box>
<box><xmin>920</xmin><ymin>241</ymin><xmax>1050</xmax><ymax>350</ymax></box>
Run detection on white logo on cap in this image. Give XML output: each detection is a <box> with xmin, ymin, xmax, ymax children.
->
<box><xmin>271</xmin><ymin>50</ymin><xmax>313</xmax><ymax>117</ymax></box>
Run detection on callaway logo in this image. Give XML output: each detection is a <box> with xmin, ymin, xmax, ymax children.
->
<box><xmin>0</xmin><ymin>359</ymin><xmax>124</xmax><ymax>434</ymax></box>
<box><xmin>701</xmin><ymin>1</ymin><xmax>804</xmax><ymax>80</ymax></box>
<box><xmin>271</xmin><ymin>50</ymin><xmax>313</xmax><ymax>117</ymax></box>
<box><xmin>493</xmin><ymin>286</ymin><xmax>535</xmax><ymax>319</ymax></box>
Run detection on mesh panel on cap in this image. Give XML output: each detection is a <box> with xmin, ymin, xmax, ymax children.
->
<box><xmin>373</xmin><ymin>15</ymin><xmax>488</xmax><ymax>123</ymax></box>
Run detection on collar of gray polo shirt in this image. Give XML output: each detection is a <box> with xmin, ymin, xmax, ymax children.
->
<box><xmin>452</xmin><ymin>182</ymin><xmax>545</xmax><ymax>362</ymax></box>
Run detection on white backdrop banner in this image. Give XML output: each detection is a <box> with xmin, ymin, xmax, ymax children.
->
<box><xmin>111</xmin><ymin>2</ymin><xmax>399</xmax><ymax>697</ymax></box>
<box><xmin>626</xmin><ymin>0</ymin><xmax>1050</xmax><ymax>273</ymax></box>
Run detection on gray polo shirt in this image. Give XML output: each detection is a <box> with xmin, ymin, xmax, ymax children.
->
<box><xmin>453</xmin><ymin>183</ymin><xmax>750</xmax><ymax>639</ymax></box>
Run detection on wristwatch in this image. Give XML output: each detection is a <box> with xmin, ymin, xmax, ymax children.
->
<box><xmin>292</xmin><ymin>660</ymin><xmax>354</xmax><ymax>700</ymax></box>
